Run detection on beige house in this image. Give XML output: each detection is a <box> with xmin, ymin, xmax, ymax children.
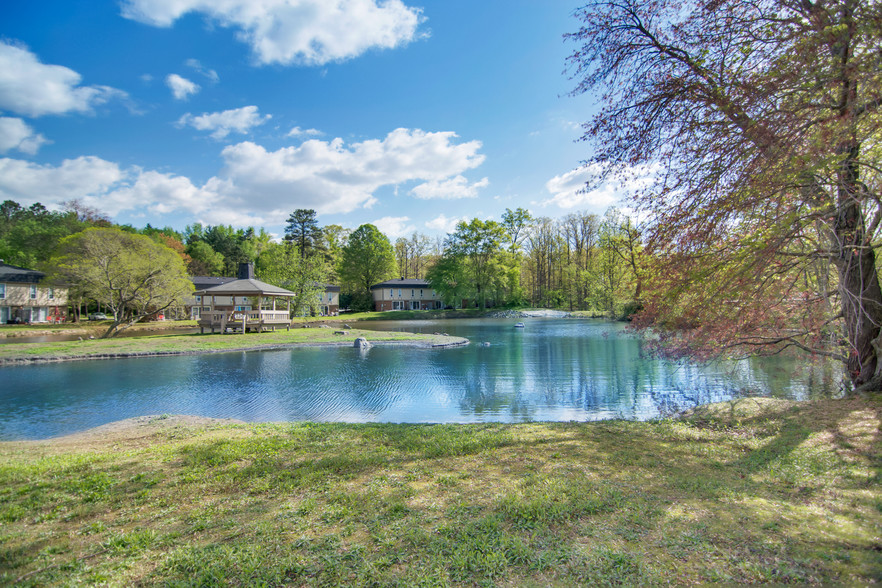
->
<box><xmin>318</xmin><ymin>284</ymin><xmax>340</xmax><ymax>315</ymax></box>
<box><xmin>0</xmin><ymin>261</ymin><xmax>68</xmax><ymax>324</ymax></box>
<box><xmin>370</xmin><ymin>278</ymin><xmax>442</xmax><ymax>311</ymax></box>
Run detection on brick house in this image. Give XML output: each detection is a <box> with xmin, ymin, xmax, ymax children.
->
<box><xmin>0</xmin><ymin>260</ymin><xmax>68</xmax><ymax>324</ymax></box>
<box><xmin>318</xmin><ymin>284</ymin><xmax>340</xmax><ymax>315</ymax></box>
<box><xmin>370</xmin><ymin>278</ymin><xmax>442</xmax><ymax>311</ymax></box>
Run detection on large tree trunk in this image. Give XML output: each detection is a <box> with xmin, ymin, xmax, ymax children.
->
<box><xmin>836</xmin><ymin>239</ymin><xmax>882</xmax><ymax>388</ymax></box>
<box><xmin>833</xmin><ymin>154</ymin><xmax>882</xmax><ymax>389</ymax></box>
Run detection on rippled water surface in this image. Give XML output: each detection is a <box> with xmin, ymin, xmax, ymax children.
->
<box><xmin>0</xmin><ymin>319</ymin><xmax>840</xmax><ymax>439</ymax></box>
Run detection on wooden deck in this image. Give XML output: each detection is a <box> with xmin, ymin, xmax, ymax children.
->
<box><xmin>198</xmin><ymin>310</ymin><xmax>291</xmax><ymax>334</ymax></box>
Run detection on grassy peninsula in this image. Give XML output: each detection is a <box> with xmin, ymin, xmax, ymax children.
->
<box><xmin>1</xmin><ymin>395</ymin><xmax>880</xmax><ymax>585</ymax></box>
<box><xmin>0</xmin><ymin>327</ymin><xmax>467</xmax><ymax>365</ymax></box>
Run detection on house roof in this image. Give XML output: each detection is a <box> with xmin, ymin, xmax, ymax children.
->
<box><xmin>0</xmin><ymin>261</ymin><xmax>44</xmax><ymax>284</ymax></box>
<box><xmin>370</xmin><ymin>278</ymin><xmax>430</xmax><ymax>290</ymax></box>
<box><xmin>191</xmin><ymin>276</ymin><xmax>237</xmax><ymax>291</ymax></box>
<box><xmin>194</xmin><ymin>278</ymin><xmax>297</xmax><ymax>297</ymax></box>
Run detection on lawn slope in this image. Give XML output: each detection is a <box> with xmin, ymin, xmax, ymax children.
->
<box><xmin>1</xmin><ymin>395</ymin><xmax>879</xmax><ymax>585</ymax></box>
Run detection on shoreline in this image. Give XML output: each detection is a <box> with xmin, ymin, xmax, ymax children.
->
<box><xmin>0</xmin><ymin>396</ymin><xmax>801</xmax><ymax>445</ymax></box>
<box><xmin>0</xmin><ymin>308</ymin><xmax>607</xmax><ymax>339</ymax></box>
<box><xmin>0</xmin><ymin>396</ymin><xmax>809</xmax><ymax>445</ymax></box>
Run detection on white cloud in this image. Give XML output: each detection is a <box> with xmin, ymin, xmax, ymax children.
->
<box><xmin>425</xmin><ymin>213</ymin><xmax>467</xmax><ymax>234</ymax></box>
<box><xmin>0</xmin><ymin>155</ymin><xmax>259</xmax><ymax>226</ymax></box>
<box><xmin>288</xmin><ymin>126</ymin><xmax>322</xmax><ymax>138</ymax></box>
<box><xmin>166</xmin><ymin>74</ymin><xmax>200</xmax><ymax>100</ymax></box>
<box><xmin>185</xmin><ymin>58</ymin><xmax>219</xmax><ymax>83</ymax></box>
<box><xmin>410</xmin><ymin>175</ymin><xmax>488</xmax><ymax>200</ymax></box>
<box><xmin>121</xmin><ymin>0</ymin><xmax>425</xmax><ymax>66</ymax></box>
<box><xmin>178</xmin><ymin>105</ymin><xmax>271</xmax><ymax>139</ymax></box>
<box><xmin>0</xmin><ymin>156</ymin><xmax>126</xmax><ymax>206</ymax></box>
<box><xmin>0</xmin><ymin>128</ymin><xmax>486</xmax><ymax>228</ymax></box>
<box><xmin>213</xmin><ymin>128</ymin><xmax>485</xmax><ymax>214</ymax></box>
<box><xmin>0</xmin><ymin>117</ymin><xmax>49</xmax><ymax>154</ymax></box>
<box><xmin>372</xmin><ymin>216</ymin><xmax>414</xmax><ymax>238</ymax></box>
<box><xmin>542</xmin><ymin>164</ymin><xmax>659</xmax><ymax>211</ymax></box>
<box><xmin>0</xmin><ymin>41</ymin><xmax>124</xmax><ymax>117</ymax></box>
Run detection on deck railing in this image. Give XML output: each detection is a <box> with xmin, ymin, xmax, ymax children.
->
<box><xmin>198</xmin><ymin>310</ymin><xmax>291</xmax><ymax>333</ymax></box>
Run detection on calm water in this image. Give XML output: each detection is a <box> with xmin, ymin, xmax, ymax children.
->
<box><xmin>0</xmin><ymin>319</ymin><xmax>840</xmax><ymax>440</ymax></box>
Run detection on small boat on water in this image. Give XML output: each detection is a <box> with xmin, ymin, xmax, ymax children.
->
<box><xmin>514</xmin><ymin>322</ymin><xmax>525</xmax><ymax>328</ymax></box>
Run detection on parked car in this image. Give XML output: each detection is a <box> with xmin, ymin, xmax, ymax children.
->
<box><xmin>88</xmin><ymin>313</ymin><xmax>109</xmax><ymax>320</ymax></box>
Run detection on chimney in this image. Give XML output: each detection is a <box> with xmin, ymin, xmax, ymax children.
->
<box><xmin>238</xmin><ymin>262</ymin><xmax>255</xmax><ymax>280</ymax></box>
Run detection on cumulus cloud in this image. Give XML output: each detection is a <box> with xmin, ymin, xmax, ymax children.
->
<box><xmin>212</xmin><ymin>128</ymin><xmax>485</xmax><ymax>214</ymax></box>
<box><xmin>121</xmin><ymin>0</ymin><xmax>425</xmax><ymax>66</ymax></box>
<box><xmin>0</xmin><ymin>156</ymin><xmax>126</xmax><ymax>206</ymax></box>
<box><xmin>411</xmin><ymin>175</ymin><xmax>488</xmax><ymax>200</ymax></box>
<box><xmin>185</xmin><ymin>58</ymin><xmax>219</xmax><ymax>82</ymax></box>
<box><xmin>0</xmin><ymin>155</ymin><xmax>257</xmax><ymax>226</ymax></box>
<box><xmin>0</xmin><ymin>128</ymin><xmax>486</xmax><ymax>227</ymax></box>
<box><xmin>166</xmin><ymin>74</ymin><xmax>199</xmax><ymax>100</ymax></box>
<box><xmin>372</xmin><ymin>216</ymin><xmax>415</xmax><ymax>238</ymax></box>
<box><xmin>0</xmin><ymin>41</ymin><xmax>124</xmax><ymax>117</ymax></box>
<box><xmin>425</xmin><ymin>213</ymin><xmax>467</xmax><ymax>234</ymax></box>
<box><xmin>178</xmin><ymin>105</ymin><xmax>271</xmax><ymax>139</ymax></box>
<box><xmin>542</xmin><ymin>164</ymin><xmax>658</xmax><ymax>211</ymax></box>
<box><xmin>0</xmin><ymin>117</ymin><xmax>49</xmax><ymax>154</ymax></box>
<box><xmin>288</xmin><ymin>126</ymin><xmax>322</xmax><ymax>138</ymax></box>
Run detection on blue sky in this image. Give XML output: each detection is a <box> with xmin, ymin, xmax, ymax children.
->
<box><xmin>0</xmin><ymin>0</ymin><xmax>630</xmax><ymax>239</ymax></box>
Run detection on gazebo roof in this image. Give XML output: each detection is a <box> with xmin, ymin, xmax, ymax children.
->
<box><xmin>194</xmin><ymin>278</ymin><xmax>296</xmax><ymax>297</ymax></box>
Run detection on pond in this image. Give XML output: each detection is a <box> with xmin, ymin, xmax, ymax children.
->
<box><xmin>0</xmin><ymin>318</ymin><xmax>841</xmax><ymax>440</ymax></box>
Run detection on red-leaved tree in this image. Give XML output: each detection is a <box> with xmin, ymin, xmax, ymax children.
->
<box><xmin>567</xmin><ymin>0</ymin><xmax>882</xmax><ymax>390</ymax></box>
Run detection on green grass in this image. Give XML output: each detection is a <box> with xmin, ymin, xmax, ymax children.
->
<box><xmin>0</xmin><ymin>327</ymin><xmax>466</xmax><ymax>365</ymax></box>
<box><xmin>0</xmin><ymin>320</ymin><xmax>200</xmax><ymax>339</ymax></box>
<box><xmin>0</xmin><ymin>395</ymin><xmax>879</xmax><ymax>585</ymax></box>
<box><xmin>325</xmin><ymin>308</ymin><xmax>494</xmax><ymax>322</ymax></box>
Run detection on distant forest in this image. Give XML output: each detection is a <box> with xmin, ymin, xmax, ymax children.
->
<box><xmin>0</xmin><ymin>199</ymin><xmax>643</xmax><ymax>317</ymax></box>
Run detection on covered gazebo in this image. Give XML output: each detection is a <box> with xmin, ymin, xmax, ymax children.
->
<box><xmin>194</xmin><ymin>263</ymin><xmax>295</xmax><ymax>334</ymax></box>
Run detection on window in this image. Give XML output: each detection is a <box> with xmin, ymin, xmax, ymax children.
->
<box><xmin>196</xmin><ymin>295</ymin><xmax>202</xmax><ymax>303</ymax></box>
<box><xmin>29</xmin><ymin>284</ymin><xmax>37</xmax><ymax>299</ymax></box>
<box><xmin>390</xmin><ymin>289</ymin><xmax>393</xmax><ymax>297</ymax></box>
<box><xmin>420</xmin><ymin>289</ymin><xmax>423</xmax><ymax>298</ymax></box>
<box><xmin>0</xmin><ymin>283</ymin><xmax>5</xmax><ymax>299</ymax></box>
<box><xmin>398</xmin><ymin>289</ymin><xmax>402</xmax><ymax>297</ymax></box>
<box><xmin>411</xmin><ymin>289</ymin><xmax>415</xmax><ymax>297</ymax></box>
<box><xmin>48</xmin><ymin>287</ymin><xmax>54</xmax><ymax>300</ymax></box>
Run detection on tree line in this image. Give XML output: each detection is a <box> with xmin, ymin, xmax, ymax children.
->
<box><xmin>1</xmin><ymin>198</ymin><xmax>647</xmax><ymax>322</ymax></box>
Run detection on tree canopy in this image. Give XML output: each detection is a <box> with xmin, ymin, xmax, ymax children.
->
<box><xmin>339</xmin><ymin>224</ymin><xmax>397</xmax><ymax>311</ymax></box>
<box><xmin>0</xmin><ymin>200</ymin><xmax>93</xmax><ymax>268</ymax></box>
<box><xmin>49</xmin><ymin>228</ymin><xmax>193</xmax><ymax>338</ymax></box>
<box><xmin>436</xmin><ymin>219</ymin><xmax>506</xmax><ymax>309</ymax></box>
<box><xmin>256</xmin><ymin>241</ymin><xmax>327</xmax><ymax>316</ymax></box>
<box><xmin>568</xmin><ymin>0</ymin><xmax>882</xmax><ymax>390</ymax></box>
<box><xmin>285</xmin><ymin>209</ymin><xmax>323</xmax><ymax>259</ymax></box>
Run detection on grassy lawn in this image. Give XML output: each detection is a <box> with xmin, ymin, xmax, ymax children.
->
<box><xmin>0</xmin><ymin>328</ymin><xmax>466</xmax><ymax>365</ymax></box>
<box><xmin>0</xmin><ymin>395</ymin><xmax>879</xmax><ymax>585</ymax></box>
<box><xmin>319</xmin><ymin>309</ymin><xmax>493</xmax><ymax>322</ymax></box>
<box><xmin>0</xmin><ymin>320</ymin><xmax>201</xmax><ymax>339</ymax></box>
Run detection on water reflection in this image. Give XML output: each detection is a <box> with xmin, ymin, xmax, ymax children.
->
<box><xmin>0</xmin><ymin>319</ymin><xmax>842</xmax><ymax>440</ymax></box>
